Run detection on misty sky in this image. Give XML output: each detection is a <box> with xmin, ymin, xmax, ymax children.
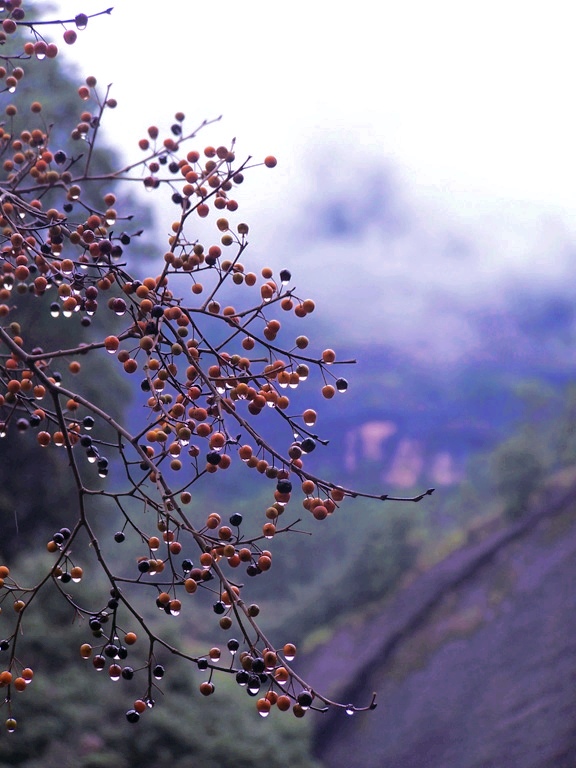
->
<box><xmin>49</xmin><ymin>1</ymin><xmax>576</xmax><ymax>362</ymax></box>
<box><xmin>58</xmin><ymin>2</ymin><xmax>576</xmax><ymax>211</ymax></box>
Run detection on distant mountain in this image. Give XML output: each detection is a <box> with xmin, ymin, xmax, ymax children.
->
<box><xmin>289</xmin><ymin>339</ymin><xmax>574</xmax><ymax>496</ymax></box>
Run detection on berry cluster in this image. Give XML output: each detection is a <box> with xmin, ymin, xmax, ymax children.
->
<box><xmin>0</xmin><ymin>1</ymin><xmax>431</xmax><ymax>732</ymax></box>
<box><xmin>0</xmin><ymin>3</ymin><xmax>111</xmax><ymax>98</ymax></box>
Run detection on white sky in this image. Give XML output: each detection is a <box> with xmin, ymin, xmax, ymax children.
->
<box><xmin>53</xmin><ymin>0</ymin><xmax>576</xmax><ymax>219</ymax></box>
<box><xmin>42</xmin><ymin>1</ymin><xmax>576</xmax><ymax>361</ymax></box>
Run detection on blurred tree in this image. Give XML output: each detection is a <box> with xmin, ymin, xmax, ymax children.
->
<box><xmin>0</xmin><ymin>555</ymin><xmax>321</xmax><ymax>768</ymax></box>
<box><xmin>0</xmin><ymin>9</ymin><xmax>138</xmax><ymax>555</ymax></box>
<box><xmin>491</xmin><ymin>433</ymin><xmax>544</xmax><ymax>520</ymax></box>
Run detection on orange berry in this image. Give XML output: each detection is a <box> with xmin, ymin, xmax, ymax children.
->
<box><xmin>218</xmin><ymin>525</ymin><xmax>232</xmax><ymax>540</ymax></box>
<box><xmin>301</xmin><ymin>479</ymin><xmax>315</xmax><ymax>495</ymax></box>
<box><xmin>277</xmin><ymin>694</ymin><xmax>291</xmax><ymax>711</ymax></box>
<box><xmin>104</xmin><ymin>335</ymin><xmax>119</xmax><ymax>352</ymax></box>
<box><xmin>302</xmin><ymin>409</ymin><xmax>317</xmax><ymax>425</ymax></box>
<box><xmin>200</xmin><ymin>552</ymin><xmax>213</xmax><ymax>568</ymax></box>
<box><xmin>302</xmin><ymin>299</ymin><xmax>316</xmax><ymax>313</ymax></box>
<box><xmin>324</xmin><ymin>498</ymin><xmax>336</xmax><ymax>514</ymax></box>
<box><xmin>275</xmin><ymin>666</ymin><xmax>290</xmax><ymax>683</ymax></box>
<box><xmin>222</xmin><ymin>585</ymin><xmax>240</xmax><ymax>605</ymax></box>
<box><xmin>238</xmin><ymin>444</ymin><xmax>253</xmax><ymax>460</ymax></box>
<box><xmin>157</xmin><ymin>592</ymin><xmax>170</xmax><ymax>605</ymax></box>
<box><xmin>209</xmin><ymin>432</ymin><xmax>226</xmax><ymax>449</ymax></box>
<box><xmin>266</xmin><ymin>690</ymin><xmax>279</xmax><ymax>705</ymax></box>
<box><xmin>261</xmin><ymin>284</ymin><xmax>274</xmax><ymax>301</ymax></box>
<box><xmin>124</xmin><ymin>632</ymin><xmax>137</xmax><ymax>645</ymax></box>
<box><xmin>184</xmin><ymin>578</ymin><xmax>198</xmax><ymax>594</ymax></box>
<box><xmin>283</xmin><ymin>644</ymin><xmax>297</xmax><ymax>663</ymax></box>
<box><xmin>256</xmin><ymin>698</ymin><xmax>271</xmax><ymax>716</ymax></box>
<box><xmin>14</xmin><ymin>265</ymin><xmax>29</xmax><ymax>281</ymax></box>
<box><xmin>313</xmin><ymin>505</ymin><xmax>328</xmax><ymax>520</ymax></box>
<box><xmin>330</xmin><ymin>486</ymin><xmax>346</xmax><ymax>502</ymax></box>
<box><xmin>322</xmin><ymin>348</ymin><xmax>336</xmax><ymax>364</ymax></box>
<box><xmin>322</xmin><ymin>384</ymin><xmax>336</xmax><ymax>399</ymax></box>
<box><xmin>263</xmin><ymin>650</ymin><xmax>277</xmax><ymax>668</ymax></box>
<box><xmin>37</xmin><ymin>431</ymin><xmax>51</xmax><ymax>447</ymax></box>
<box><xmin>123</xmin><ymin>359</ymin><xmax>138</xmax><ymax>373</ymax></box>
<box><xmin>196</xmin><ymin>423</ymin><xmax>211</xmax><ymax>438</ymax></box>
<box><xmin>219</xmin><ymin>454</ymin><xmax>231</xmax><ymax>469</ymax></box>
<box><xmin>139</xmin><ymin>335</ymin><xmax>155</xmax><ymax>352</ymax></box>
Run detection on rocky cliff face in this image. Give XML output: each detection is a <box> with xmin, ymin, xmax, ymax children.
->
<box><xmin>300</xmin><ymin>470</ymin><xmax>576</xmax><ymax>768</ymax></box>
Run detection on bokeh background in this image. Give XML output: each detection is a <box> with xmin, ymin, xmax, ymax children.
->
<box><xmin>2</xmin><ymin>2</ymin><xmax>576</xmax><ymax>766</ymax></box>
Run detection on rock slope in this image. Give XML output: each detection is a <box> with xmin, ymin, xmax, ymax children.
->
<box><xmin>301</xmin><ymin>471</ymin><xmax>576</xmax><ymax>768</ymax></box>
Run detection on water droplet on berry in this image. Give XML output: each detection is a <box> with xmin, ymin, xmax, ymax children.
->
<box><xmin>247</xmin><ymin>676</ymin><xmax>261</xmax><ymax>695</ymax></box>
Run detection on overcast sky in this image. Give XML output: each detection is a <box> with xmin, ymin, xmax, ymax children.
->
<box><xmin>53</xmin><ymin>0</ymin><xmax>576</xmax><ymax>219</ymax></box>
<box><xmin>44</xmin><ymin>2</ymin><xmax>576</xmax><ymax>361</ymax></box>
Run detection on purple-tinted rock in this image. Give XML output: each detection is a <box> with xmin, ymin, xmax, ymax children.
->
<box><xmin>303</xmin><ymin>478</ymin><xmax>576</xmax><ymax>768</ymax></box>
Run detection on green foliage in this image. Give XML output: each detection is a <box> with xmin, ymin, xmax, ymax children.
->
<box><xmin>0</xmin><ymin>296</ymin><xmax>132</xmax><ymax>560</ymax></box>
<box><xmin>490</xmin><ymin>434</ymin><xmax>544</xmax><ymax>520</ymax></box>
<box><xmin>0</xmin><ymin>10</ymin><xmax>146</xmax><ymax>554</ymax></box>
<box><xmin>247</xmin><ymin>501</ymin><xmax>419</xmax><ymax>646</ymax></box>
<box><xmin>0</xmin><ymin>554</ymin><xmax>321</xmax><ymax>768</ymax></box>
